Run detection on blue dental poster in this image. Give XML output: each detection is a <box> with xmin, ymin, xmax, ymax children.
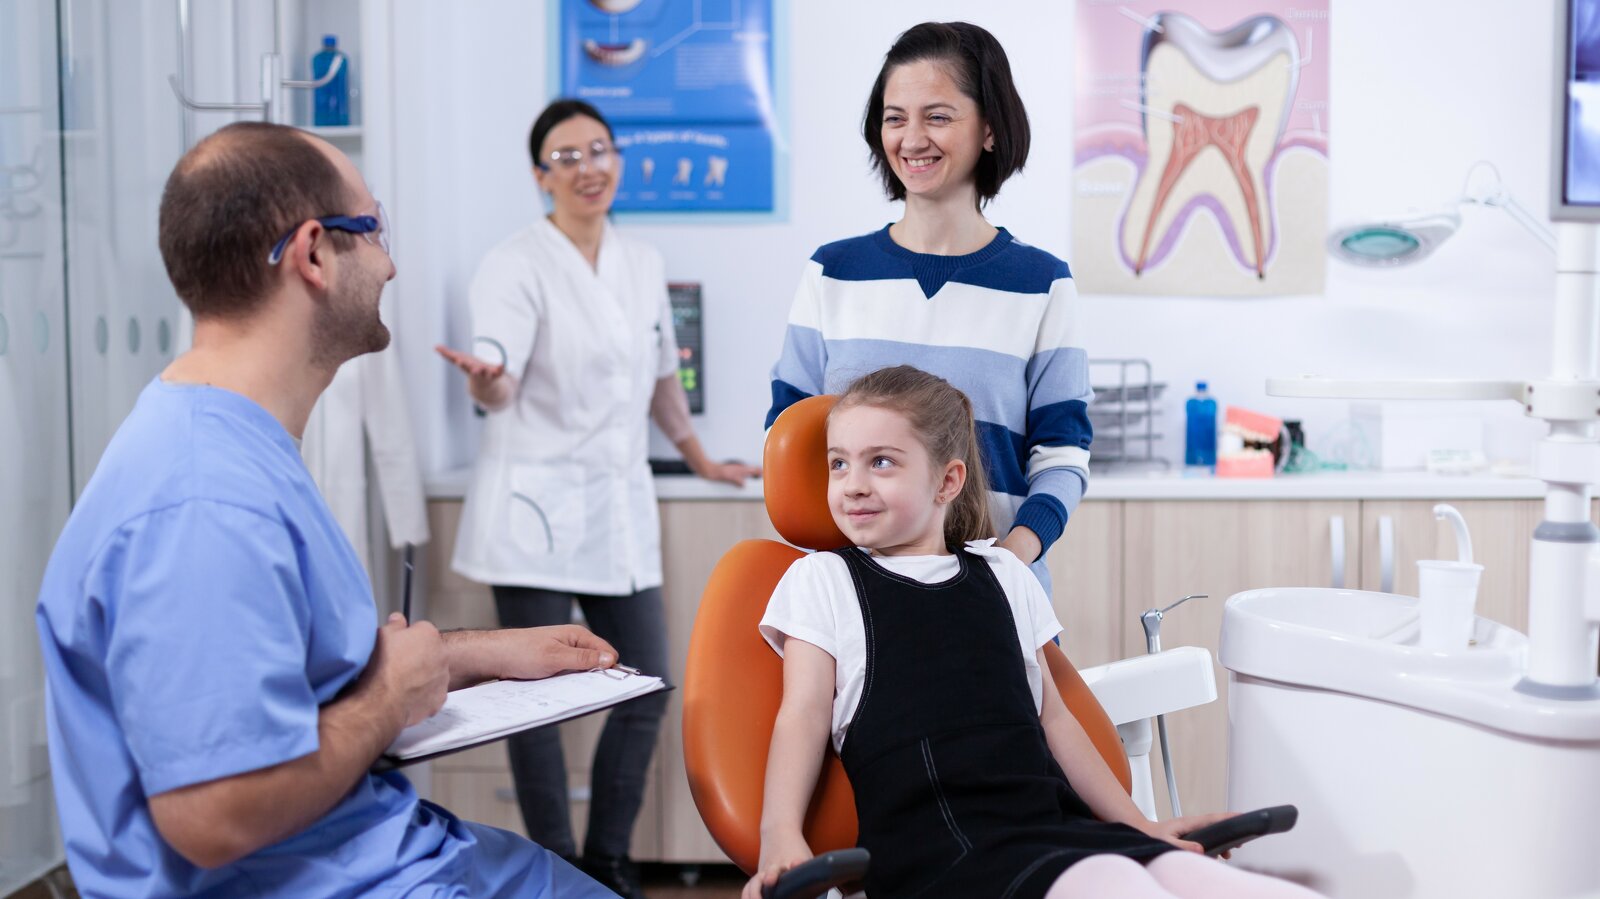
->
<box><xmin>558</xmin><ymin>0</ymin><xmax>780</xmax><ymax>214</ymax></box>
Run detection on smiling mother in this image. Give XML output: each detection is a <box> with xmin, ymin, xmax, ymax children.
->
<box><xmin>764</xmin><ymin>21</ymin><xmax>1094</xmax><ymax>592</ymax></box>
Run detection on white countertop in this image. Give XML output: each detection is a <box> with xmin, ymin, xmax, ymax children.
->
<box><xmin>425</xmin><ymin>467</ymin><xmax>1550</xmax><ymax>502</ymax></box>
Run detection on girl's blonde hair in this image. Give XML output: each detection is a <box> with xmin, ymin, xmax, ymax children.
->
<box><xmin>831</xmin><ymin>365</ymin><xmax>996</xmax><ymax>548</ymax></box>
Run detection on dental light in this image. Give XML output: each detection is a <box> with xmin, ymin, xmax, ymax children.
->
<box><xmin>1327</xmin><ymin>161</ymin><xmax>1557</xmax><ymax>267</ymax></box>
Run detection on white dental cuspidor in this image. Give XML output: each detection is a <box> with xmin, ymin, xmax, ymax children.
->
<box><xmin>1416</xmin><ymin>504</ymin><xmax>1481</xmax><ymax>651</ymax></box>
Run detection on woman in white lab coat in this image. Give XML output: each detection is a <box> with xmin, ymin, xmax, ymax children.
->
<box><xmin>437</xmin><ymin>99</ymin><xmax>757</xmax><ymax>899</ymax></box>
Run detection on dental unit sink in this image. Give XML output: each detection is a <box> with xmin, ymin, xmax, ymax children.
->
<box><xmin>1220</xmin><ymin>588</ymin><xmax>1600</xmax><ymax>899</ymax></box>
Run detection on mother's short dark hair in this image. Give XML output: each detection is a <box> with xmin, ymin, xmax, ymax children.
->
<box><xmin>862</xmin><ymin>22</ymin><xmax>1030</xmax><ymax>207</ymax></box>
<box><xmin>527</xmin><ymin>99</ymin><xmax>615</xmax><ymax>167</ymax></box>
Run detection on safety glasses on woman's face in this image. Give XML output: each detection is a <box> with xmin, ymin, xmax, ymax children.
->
<box><xmin>537</xmin><ymin>141</ymin><xmax>619</xmax><ymax>174</ymax></box>
<box><xmin>267</xmin><ymin>201</ymin><xmax>390</xmax><ymax>265</ymax></box>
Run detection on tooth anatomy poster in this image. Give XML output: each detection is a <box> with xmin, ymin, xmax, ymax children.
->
<box><xmin>1073</xmin><ymin>2</ymin><xmax>1329</xmax><ymax>295</ymax></box>
<box><xmin>558</xmin><ymin>0</ymin><xmax>779</xmax><ymax>214</ymax></box>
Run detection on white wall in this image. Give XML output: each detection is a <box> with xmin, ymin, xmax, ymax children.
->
<box><xmin>390</xmin><ymin>0</ymin><xmax>1557</xmax><ymax>478</ymax></box>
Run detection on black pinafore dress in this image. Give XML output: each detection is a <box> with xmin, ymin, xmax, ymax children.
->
<box><xmin>833</xmin><ymin>546</ymin><xmax>1174</xmax><ymax>899</ymax></box>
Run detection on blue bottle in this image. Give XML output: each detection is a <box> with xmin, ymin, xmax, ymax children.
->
<box><xmin>312</xmin><ymin>35</ymin><xmax>350</xmax><ymax>127</ymax></box>
<box><xmin>1185</xmin><ymin>381</ymin><xmax>1217</xmax><ymax>467</ymax></box>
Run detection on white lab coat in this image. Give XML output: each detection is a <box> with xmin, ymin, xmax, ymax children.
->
<box><xmin>451</xmin><ymin>218</ymin><xmax>679</xmax><ymax>595</ymax></box>
<box><xmin>301</xmin><ymin>329</ymin><xmax>431</xmax><ymax>570</ymax></box>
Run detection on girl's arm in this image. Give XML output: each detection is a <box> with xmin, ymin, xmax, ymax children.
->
<box><xmin>742</xmin><ymin>637</ymin><xmax>836</xmax><ymax>899</ymax></box>
<box><xmin>1036</xmin><ymin>648</ymin><xmax>1231</xmax><ymax>849</ymax></box>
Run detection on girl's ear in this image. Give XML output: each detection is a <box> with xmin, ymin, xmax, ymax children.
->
<box><xmin>935</xmin><ymin>458</ymin><xmax>967</xmax><ymax>505</ymax></box>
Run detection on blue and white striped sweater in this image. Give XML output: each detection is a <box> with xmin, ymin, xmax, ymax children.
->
<box><xmin>765</xmin><ymin>225</ymin><xmax>1094</xmax><ymax>560</ymax></box>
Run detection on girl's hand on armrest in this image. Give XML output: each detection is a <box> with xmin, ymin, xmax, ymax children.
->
<box><xmin>743</xmin><ymin>834</ymin><xmax>814</xmax><ymax>899</ymax></box>
<box><xmin>1139</xmin><ymin>811</ymin><xmax>1237</xmax><ymax>856</ymax></box>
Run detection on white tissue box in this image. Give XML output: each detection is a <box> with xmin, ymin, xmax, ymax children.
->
<box><xmin>1350</xmin><ymin>403</ymin><xmax>1485</xmax><ymax>471</ymax></box>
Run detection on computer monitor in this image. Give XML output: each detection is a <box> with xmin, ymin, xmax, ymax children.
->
<box><xmin>1554</xmin><ymin>0</ymin><xmax>1600</xmax><ymax>220</ymax></box>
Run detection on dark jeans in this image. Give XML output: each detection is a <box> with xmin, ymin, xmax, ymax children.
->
<box><xmin>491</xmin><ymin>584</ymin><xmax>670</xmax><ymax>860</ymax></box>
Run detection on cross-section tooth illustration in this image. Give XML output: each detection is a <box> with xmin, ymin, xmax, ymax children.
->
<box><xmin>674</xmin><ymin>158</ymin><xmax>693</xmax><ymax>185</ymax></box>
<box><xmin>1122</xmin><ymin>13</ymin><xmax>1297</xmax><ymax>280</ymax></box>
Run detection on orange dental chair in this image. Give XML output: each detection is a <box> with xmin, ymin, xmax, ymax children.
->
<box><xmin>681</xmin><ymin>396</ymin><xmax>1295</xmax><ymax>898</ymax></box>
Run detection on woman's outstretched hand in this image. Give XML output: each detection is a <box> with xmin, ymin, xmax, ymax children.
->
<box><xmin>435</xmin><ymin>344</ymin><xmax>505</xmax><ymax>394</ymax></box>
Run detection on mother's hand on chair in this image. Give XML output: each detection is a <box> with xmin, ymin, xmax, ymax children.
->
<box><xmin>1142</xmin><ymin>811</ymin><xmax>1238</xmax><ymax>857</ymax></box>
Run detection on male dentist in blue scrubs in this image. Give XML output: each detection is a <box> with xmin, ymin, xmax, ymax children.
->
<box><xmin>35</xmin><ymin>122</ymin><xmax>624</xmax><ymax>898</ymax></box>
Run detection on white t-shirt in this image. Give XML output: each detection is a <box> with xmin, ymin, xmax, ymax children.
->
<box><xmin>759</xmin><ymin>539</ymin><xmax>1065</xmax><ymax>754</ymax></box>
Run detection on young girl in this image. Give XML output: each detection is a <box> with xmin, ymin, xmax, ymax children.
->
<box><xmin>745</xmin><ymin>367</ymin><xmax>1322</xmax><ymax>899</ymax></box>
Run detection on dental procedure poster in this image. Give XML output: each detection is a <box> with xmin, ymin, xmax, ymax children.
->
<box><xmin>558</xmin><ymin>0</ymin><xmax>779</xmax><ymax>214</ymax></box>
<box><xmin>1073</xmin><ymin>2</ymin><xmax>1330</xmax><ymax>296</ymax></box>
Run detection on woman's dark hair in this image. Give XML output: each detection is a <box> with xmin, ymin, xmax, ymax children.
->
<box><xmin>527</xmin><ymin>98</ymin><xmax>615</xmax><ymax>167</ymax></box>
<box><xmin>862</xmin><ymin>22</ymin><xmax>1030</xmax><ymax>207</ymax></box>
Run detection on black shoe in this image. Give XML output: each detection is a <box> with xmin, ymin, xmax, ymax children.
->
<box><xmin>578</xmin><ymin>854</ymin><xmax>646</xmax><ymax>899</ymax></box>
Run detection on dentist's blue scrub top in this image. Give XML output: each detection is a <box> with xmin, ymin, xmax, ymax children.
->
<box><xmin>35</xmin><ymin>379</ymin><xmax>615</xmax><ymax>898</ymax></box>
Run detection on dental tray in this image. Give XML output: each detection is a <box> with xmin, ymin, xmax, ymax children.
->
<box><xmin>1092</xmin><ymin>381</ymin><xmax>1167</xmax><ymax>404</ymax></box>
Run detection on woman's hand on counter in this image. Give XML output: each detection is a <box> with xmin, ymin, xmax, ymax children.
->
<box><xmin>435</xmin><ymin>344</ymin><xmax>514</xmax><ymax>411</ymax></box>
<box><xmin>697</xmin><ymin>459</ymin><xmax>762</xmax><ymax>488</ymax></box>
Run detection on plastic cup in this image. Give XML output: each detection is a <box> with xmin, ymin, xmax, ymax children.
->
<box><xmin>1416</xmin><ymin>560</ymin><xmax>1483</xmax><ymax>651</ymax></box>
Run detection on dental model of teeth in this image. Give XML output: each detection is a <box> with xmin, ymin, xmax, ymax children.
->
<box><xmin>582</xmin><ymin>37</ymin><xmax>648</xmax><ymax>67</ymax></box>
<box><xmin>1215</xmin><ymin>406</ymin><xmax>1284</xmax><ymax>478</ymax></box>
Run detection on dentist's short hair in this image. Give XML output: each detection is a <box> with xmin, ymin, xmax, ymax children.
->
<box><xmin>862</xmin><ymin>21</ymin><xmax>1031</xmax><ymax>208</ymax></box>
<box><xmin>158</xmin><ymin>122</ymin><xmax>356</xmax><ymax>319</ymax></box>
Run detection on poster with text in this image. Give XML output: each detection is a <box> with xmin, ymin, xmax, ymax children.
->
<box><xmin>560</xmin><ymin>0</ymin><xmax>778</xmax><ymax>213</ymax></box>
<box><xmin>1073</xmin><ymin>2</ymin><xmax>1329</xmax><ymax>295</ymax></box>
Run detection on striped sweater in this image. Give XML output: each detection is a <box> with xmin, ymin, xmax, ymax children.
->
<box><xmin>765</xmin><ymin>225</ymin><xmax>1094</xmax><ymax>562</ymax></box>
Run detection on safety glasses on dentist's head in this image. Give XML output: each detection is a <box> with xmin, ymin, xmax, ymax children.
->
<box><xmin>536</xmin><ymin>141</ymin><xmax>620</xmax><ymax>174</ymax></box>
<box><xmin>268</xmin><ymin>201</ymin><xmax>390</xmax><ymax>265</ymax></box>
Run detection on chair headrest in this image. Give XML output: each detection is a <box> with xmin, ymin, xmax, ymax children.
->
<box><xmin>764</xmin><ymin>395</ymin><xmax>850</xmax><ymax>552</ymax></box>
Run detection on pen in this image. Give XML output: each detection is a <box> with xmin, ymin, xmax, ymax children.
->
<box><xmin>401</xmin><ymin>544</ymin><xmax>415</xmax><ymax>621</ymax></box>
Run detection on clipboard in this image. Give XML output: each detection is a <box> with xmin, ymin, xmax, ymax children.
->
<box><xmin>374</xmin><ymin>669</ymin><xmax>672</xmax><ymax>772</ymax></box>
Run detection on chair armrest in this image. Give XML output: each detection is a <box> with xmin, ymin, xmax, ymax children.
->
<box><xmin>1077</xmin><ymin>646</ymin><xmax>1217</xmax><ymax>726</ymax></box>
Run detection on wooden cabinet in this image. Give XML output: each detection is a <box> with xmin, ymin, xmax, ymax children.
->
<box><xmin>1046</xmin><ymin>501</ymin><xmax>1124</xmax><ymax>669</ymax></box>
<box><xmin>1120</xmin><ymin>501</ymin><xmax>1361</xmax><ymax>819</ymax></box>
